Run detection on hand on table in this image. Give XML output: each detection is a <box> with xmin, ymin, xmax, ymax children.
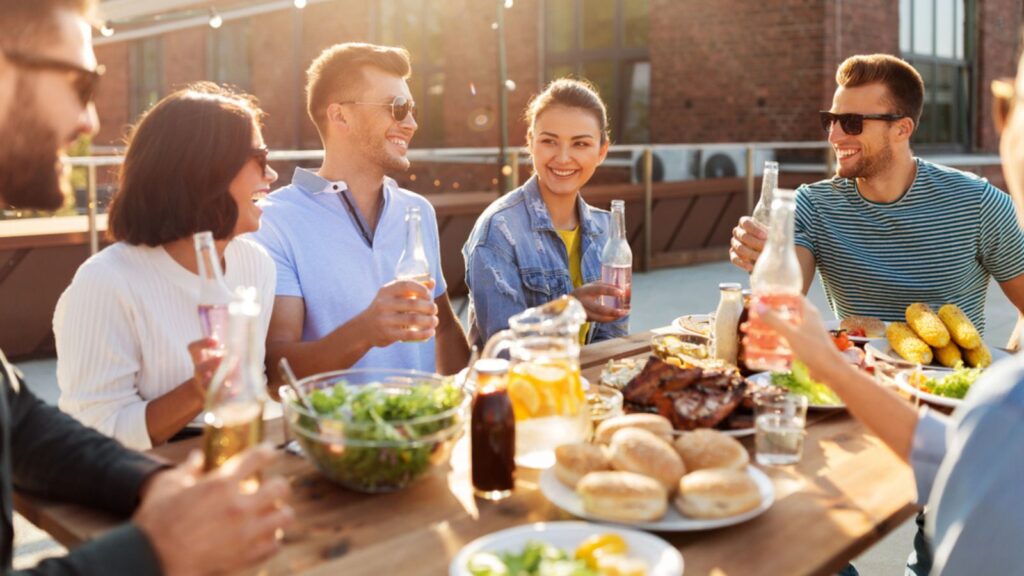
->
<box><xmin>360</xmin><ymin>280</ymin><xmax>439</xmax><ymax>346</ymax></box>
<box><xmin>729</xmin><ymin>216</ymin><xmax>767</xmax><ymax>272</ymax></box>
<box><xmin>572</xmin><ymin>282</ymin><xmax>629</xmax><ymax>323</ymax></box>
<box><xmin>134</xmin><ymin>445</ymin><xmax>294</xmax><ymax>576</ymax></box>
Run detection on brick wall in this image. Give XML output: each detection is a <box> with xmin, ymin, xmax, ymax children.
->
<box><xmin>976</xmin><ymin>0</ymin><xmax>1023</xmax><ymax>153</ymax></box>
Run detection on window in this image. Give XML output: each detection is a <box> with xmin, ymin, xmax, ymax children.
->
<box><xmin>900</xmin><ymin>0</ymin><xmax>971</xmax><ymax>149</ymax></box>
<box><xmin>208</xmin><ymin>19</ymin><xmax>251</xmax><ymax>92</ymax></box>
<box><xmin>129</xmin><ymin>36</ymin><xmax>162</xmax><ymax>119</ymax></box>
<box><xmin>378</xmin><ymin>0</ymin><xmax>446</xmax><ymax>147</ymax></box>
<box><xmin>544</xmin><ymin>0</ymin><xmax>650</xmax><ymax>144</ymax></box>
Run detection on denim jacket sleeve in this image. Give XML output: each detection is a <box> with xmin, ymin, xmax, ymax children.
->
<box><xmin>465</xmin><ymin>242</ymin><xmax>528</xmax><ymax>347</ymax></box>
<box><xmin>589</xmin><ymin>310</ymin><xmax>629</xmax><ymax>343</ymax></box>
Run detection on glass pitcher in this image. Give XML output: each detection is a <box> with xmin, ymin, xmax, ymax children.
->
<box><xmin>481</xmin><ymin>295</ymin><xmax>588</xmax><ymax>468</ymax></box>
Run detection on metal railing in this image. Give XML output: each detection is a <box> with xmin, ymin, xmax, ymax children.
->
<box><xmin>58</xmin><ymin>142</ymin><xmax>1001</xmax><ymax>261</ymax></box>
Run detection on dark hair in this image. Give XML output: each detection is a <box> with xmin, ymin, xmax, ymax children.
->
<box><xmin>305</xmin><ymin>42</ymin><xmax>411</xmax><ymax>139</ymax></box>
<box><xmin>836</xmin><ymin>54</ymin><xmax>925</xmax><ymax>132</ymax></box>
<box><xmin>0</xmin><ymin>0</ymin><xmax>97</xmax><ymax>53</ymax></box>
<box><xmin>524</xmin><ymin>77</ymin><xmax>610</xmax><ymax>145</ymax></box>
<box><xmin>107</xmin><ymin>82</ymin><xmax>263</xmax><ymax>246</ymax></box>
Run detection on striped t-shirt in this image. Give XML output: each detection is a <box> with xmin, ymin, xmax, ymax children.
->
<box><xmin>794</xmin><ymin>158</ymin><xmax>1024</xmax><ymax>334</ymax></box>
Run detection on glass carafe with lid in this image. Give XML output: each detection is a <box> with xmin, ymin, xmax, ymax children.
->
<box><xmin>481</xmin><ymin>295</ymin><xmax>588</xmax><ymax>469</ymax></box>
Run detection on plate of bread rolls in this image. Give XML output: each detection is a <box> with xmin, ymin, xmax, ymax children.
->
<box><xmin>539</xmin><ymin>414</ymin><xmax>774</xmax><ymax>531</ymax></box>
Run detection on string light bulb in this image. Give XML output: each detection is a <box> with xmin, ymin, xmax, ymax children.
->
<box><xmin>99</xmin><ymin>21</ymin><xmax>114</xmax><ymax>37</ymax></box>
<box><xmin>293</xmin><ymin>0</ymin><xmax>307</xmax><ymax>8</ymax></box>
<box><xmin>208</xmin><ymin>8</ymin><xmax>223</xmax><ymax>29</ymax></box>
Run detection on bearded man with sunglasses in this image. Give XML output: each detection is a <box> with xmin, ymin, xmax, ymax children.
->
<box><xmin>1</xmin><ymin>2</ymin><xmax>294</xmax><ymax>574</ymax></box>
<box><xmin>730</xmin><ymin>54</ymin><xmax>1024</xmax><ymax>337</ymax></box>
<box><xmin>251</xmin><ymin>43</ymin><xmax>470</xmax><ymax>383</ymax></box>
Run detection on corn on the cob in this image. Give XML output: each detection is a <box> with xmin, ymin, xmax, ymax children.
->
<box><xmin>906</xmin><ymin>303</ymin><xmax>951</xmax><ymax>347</ymax></box>
<box><xmin>964</xmin><ymin>343</ymin><xmax>992</xmax><ymax>368</ymax></box>
<box><xmin>937</xmin><ymin>304</ymin><xmax>982</xmax><ymax>350</ymax></box>
<box><xmin>933</xmin><ymin>341</ymin><xmax>963</xmax><ymax>368</ymax></box>
<box><xmin>886</xmin><ymin>322</ymin><xmax>933</xmax><ymax>365</ymax></box>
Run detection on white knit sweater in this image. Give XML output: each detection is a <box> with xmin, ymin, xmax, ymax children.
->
<box><xmin>53</xmin><ymin>237</ymin><xmax>276</xmax><ymax>449</ymax></box>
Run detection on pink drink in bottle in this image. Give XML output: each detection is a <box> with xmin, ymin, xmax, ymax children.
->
<box><xmin>600</xmin><ymin>200</ymin><xmax>632</xmax><ymax>311</ymax></box>
<box><xmin>194</xmin><ymin>231</ymin><xmax>233</xmax><ymax>353</ymax></box>
<box><xmin>745</xmin><ymin>189</ymin><xmax>803</xmax><ymax>372</ymax></box>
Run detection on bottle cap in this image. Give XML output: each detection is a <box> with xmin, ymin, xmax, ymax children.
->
<box><xmin>718</xmin><ymin>282</ymin><xmax>742</xmax><ymax>291</ymax></box>
<box><xmin>474</xmin><ymin>358</ymin><xmax>509</xmax><ymax>375</ymax></box>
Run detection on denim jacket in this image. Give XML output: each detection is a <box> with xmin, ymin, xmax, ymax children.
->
<box><xmin>462</xmin><ymin>175</ymin><xmax>630</xmax><ymax>348</ymax></box>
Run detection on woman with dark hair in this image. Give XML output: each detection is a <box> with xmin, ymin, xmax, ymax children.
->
<box><xmin>53</xmin><ymin>83</ymin><xmax>278</xmax><ymax>449</ymax></box>
<box><xmin>462</xmin><ymin>78</ymin><xmax>630</xmax><ymax>347</ymax></box>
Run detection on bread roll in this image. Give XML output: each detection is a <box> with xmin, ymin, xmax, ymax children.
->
<box><xmin>674</xmin><ymin>469</ymin><xmax>762</xmax><ymax>519</ymax></box>
<box><xmin>577</xmin><ymin>471</ymin><xmax>668</xmax><ymax>523</ymax></box>
<box><xmin>672</xmin><ymin>429</ymin><xmax>749</xmax><ymax>472</ymax></box>
<box><xmin>553</xmin><ymin>443</ymin><xmax>610</xmax><ymax>488</ymax></box>
<box><xmin>608</xmin><ymin>428</ymin><xmax>686</xmax><ymax>491</ymax></box>
<box><xmin>594</xmin><ymin>413</ymin><xmax>673</xmax><ymax>445</ymax></box>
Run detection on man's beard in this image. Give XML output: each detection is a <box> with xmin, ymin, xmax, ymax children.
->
<box><xmin>0</xmin><ymin>77</ymin><xmax>67</xmax><ymax>211</ymax></box>
<box><xmin>353</xmin><ymin>124</ymin><xmax>410</xmax><ymax>175</ymax></box>
<box><xmin>837</xmin><ymin>138</ymin><xmax>893</xmax><ymax>181</ymax></box>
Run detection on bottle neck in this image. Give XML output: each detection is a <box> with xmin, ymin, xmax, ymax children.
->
<box><xmin>611</xmin><ymin>208</ymin><xmax>625</xmax><ymax>240</ymax></box>
<box><xmin>207</xmin><ymin>310</ymin><xmax>263</xmax><ymax>407</ymax></box>
<box><xmin>764</xmin><ymin>202</ymin><xmax>795</xmax><ymax>252</ymax></box>
<box><xmin>405</xmin><ymin>214</ymin><xmax>425</xmax><ymax>258</ymax></box>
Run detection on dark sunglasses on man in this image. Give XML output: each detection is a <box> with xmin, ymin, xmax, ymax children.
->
<box><xmin>1</xmin><ymin>49</ymin><xmax>104</xmax><ymax>107</ymax></box>
<box><xmin>337</xmin><ymin>95</ymin><xmax>416</xmax><ymax>122</ymax></box>
<box><xmin>992</xmin><ymin>77</ymin><xmax>1019</xmax><ymax>135</ymax></box>
<box><xmin>819</xmin><ymin>111</ymin><xmax>907</xmax><ymax>136</ymax></box>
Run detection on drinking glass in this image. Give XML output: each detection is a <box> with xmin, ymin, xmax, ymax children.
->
<box><xmin>755</xmin><ymin>393</ymin><xmax>808</xmax><ymax>466</ymax></box>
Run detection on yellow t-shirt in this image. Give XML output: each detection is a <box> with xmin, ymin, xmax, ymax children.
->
<box><xmin>556</xmin><ymin>227</ymin><xmax>590</xmax><ymax>344</ymax></box>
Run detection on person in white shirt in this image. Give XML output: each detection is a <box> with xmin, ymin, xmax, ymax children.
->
<box><xmin>53</xmin><ymin>83</ymin><xmax>278</xmax><ymax>449</ymax></box>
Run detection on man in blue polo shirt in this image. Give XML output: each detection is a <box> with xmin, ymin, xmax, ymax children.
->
<box><xmin>251</xmin><ymin>43</ymin><xmax>470</xmax><ymax>381</ymax></box>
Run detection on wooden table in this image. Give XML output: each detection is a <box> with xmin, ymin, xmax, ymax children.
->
<box><xmin>15</xmin><ymin>332</ymin><xmax>918</xmax><ymax>575</ymax></box>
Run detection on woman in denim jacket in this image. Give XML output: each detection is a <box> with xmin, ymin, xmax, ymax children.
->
<box><xmin>463</xmin><ymin>78</ymin><xmax>630</xmax><ymax>348</ymax></box>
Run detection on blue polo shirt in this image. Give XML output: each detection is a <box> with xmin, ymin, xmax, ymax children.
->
<box><xmin>248</xmin><ymin>167</ymin><xmax>446</xmax><ymax>372</ymax></box>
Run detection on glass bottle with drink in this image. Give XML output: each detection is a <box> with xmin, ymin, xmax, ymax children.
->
<box><xmin>395</xmin><ymin>206</ymin><xmax>435</xmax><ymax>292</ymax></box>
<box><xmin>202</xmin><ymin>287</ymin><xmax>265</xmax><ymax>476</ymax></box>
<box><xmin>471</xmin><ymin>358</ymin><xmax>516</xmax><ymax>500</ymax></box>
<box><xmin>194</xmin><ymin>231</ymin><xmax>233</xmax><ymax>349</ymax></box>
<box><xmin>600</xmin><ymin>200</ymin><xmax>632</xmax><ymax>310</ymax></box>
<box><xmin>712</xmin><ymin>283</ymin><xmax>744</xmax><ymax>366</ymax></box>
<box><xmin>751</xmin><ymin>160</ymin><xmax>779</xmax><ymax>226</ymax></box>
<box><xmin>746</xmin><ymin>189</ymin><xmax>803</xmax><ymax>372</ymax></box>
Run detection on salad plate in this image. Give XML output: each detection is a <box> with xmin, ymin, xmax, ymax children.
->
<box><xmin>538</xmin><ymin>467</ymin><xmax>774</xmax><ymax>532</ymax></box>
<box><xmin>894</xmin><ymin>369</ymin><xmax>983</xmax><ymax>408</ymax></box>
<box><xmin>450</xmin><ymin>521</ymin><xmax>684</xmax><ymax>576</ymax></box>
<box><xmin>746</xmin><ymin>371</ymin><xmax>845</xmax><ymax>410</ymax></box>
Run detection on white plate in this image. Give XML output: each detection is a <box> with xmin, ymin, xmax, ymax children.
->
<box><xmin>894</xmin><ymin>370</ymin><xmax>964</xmax><ymax>408</ymax></box>
<box><xmin>864</xmin><ymin>338</ymin><xmax>1008</xmax><ymax>372</ymax></box>
<box><xmin>450</xmin><ymin>521</ymin><xmax>685</xmax><ymax>576</ymax></box>
<box><xmin>746</xmin><ymin>372</ymin><xmax>846</xmax><ymax>410</ymax></box>
<box><xmin>538</xmin><ymin>467</ymin><xmax>774</xmax><ymax>532</ymax></box>
<box><xmin>823</xmin><ymin>319</ymin><xmax>882</xmax><ymax>344</ymax></box>
<box><xmin>717</xmin><ymin>425</ymin><xmax>755</xmax><ymax>438</ymax></box>
<box><xmin>671</xmin><ymin>314</ymin><xmax>714</xmax><ymax>338</ymax></box>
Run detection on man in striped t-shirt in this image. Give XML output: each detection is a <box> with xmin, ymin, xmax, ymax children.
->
<box><xmin>730</xmin><ymin>54</ymin><xmax>1024</xmax><ymax>336</ymax></box>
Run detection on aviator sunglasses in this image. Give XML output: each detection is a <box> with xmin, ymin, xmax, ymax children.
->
<box><xmin>819</xmin><ymin>111</ymin><xmax>906</xmax><ymax>136</ymax></box>
<box><xmin>337</xmin><ymin>95</ymin><xmax>416</xmax><ymax>122</ymax></box>
<box><xmin>1</xmin><ymin>49</ymin><xmax>104</xmax><ymax>107</ymax></box>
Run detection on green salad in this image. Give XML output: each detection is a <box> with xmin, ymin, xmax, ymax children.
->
<box><xmin>467</xmin><ymin>541</ymin><xmax>597</xmax><ymax>576</ymax></box>
<box><xmin>294</xmin><ymin>379</ymin><xmax>463</xmax><ymax>492</ymax></box>
<box><xmin>913</xmin><ymin>364</ymin><xmax>983</xmax><ymax>399</ymax></box>
<box><xmin>770</xmin><ymin>360</ymin><xmax>843</xmax><ymax>406</ymax></box>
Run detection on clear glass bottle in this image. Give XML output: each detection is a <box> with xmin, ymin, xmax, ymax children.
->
<box><xmin>202</xmin><ymin>287</ymin><xmax>265</xmax><ymax>476</ymax></box>
<box><xmin>746</xmin><ymin>189</ymin><xmax>803</xmax><ymax>372</ymax></box>
<box><xmin>713</xmin><ymin>283</ymin><xmax>744</xmax><ymax>365</ymax></box>
<box><xmin>395</xmin><ymin>206</ymin><xmax>435</xmax><ymax>292</ymax></box>
<box><xmin>471</xmin><ymin>358</ymin><xmax>516</xmax><ymax>500</ymax></box>
<box><xmin>194</xmin><ymin>231</ymin><xmax>233</xmax><ymax>349</ymax></box>
<box><xmin>751</xmin><ymin>161</ymin><xmax>779</xmax><ymax>226</ymax></box>
<box><xmin>600</xmin><ymin>200</ymin><xmax>632</xmax><ymax>310</ymax></box>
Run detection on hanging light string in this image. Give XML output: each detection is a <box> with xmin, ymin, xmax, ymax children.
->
<box><xmin>95</xmin><ymin>0</ymin><xmax>316</xmax><ymax>43</ymax></box>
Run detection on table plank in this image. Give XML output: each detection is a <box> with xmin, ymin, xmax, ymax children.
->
<box><xmin>14</xmin><ymin>335</ymin><xmax>918</xmax><ymax>575</ymax></box>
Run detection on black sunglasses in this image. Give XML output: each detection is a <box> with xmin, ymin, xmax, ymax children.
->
<box><xmin>2</xmin><ymin>50</ymin><xmax>104</xmax><ymax>107</ymax></box>
<box><xmin>338</xmin><ymin>95</ymin><xmax>416</xmax><ymax>122</ymax></box>
<box><xmin>819</xmin><ymin>111</ymin><xmax>906</xmax><ymax>136</ymax></box>
<box><xmin>992</xmin><ymin>78</ymin><xmax>1019</xmax><ymax>135</ymax></box>
<box><xmin>251</xmin><ymin>146</ymin><xmax>270</xmax><ymax>176</ymax></box>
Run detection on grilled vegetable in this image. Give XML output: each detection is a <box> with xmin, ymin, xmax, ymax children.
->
<box><xmin>937</xmin><ymin>304</ymin><xmax>982</xmax><ymax>350</ymax></box>
<box><xmin>933</xmin><ymin>341</ymin><xmax>963</xmax><ymax>368</ymax></box>
<box><xmin>887</xmin><ymin>321</ymin><xmax>933</xmax><ymax>365</ymax></box>
<box><xmin>906</xmin><ymin>303</ymin><xmax>951</xmax><ymax>347</ymax></box>
<box><xmin>963</xmin><ymin>343</ymin><xmax>993</xmax><ymax>368</ymax></box>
